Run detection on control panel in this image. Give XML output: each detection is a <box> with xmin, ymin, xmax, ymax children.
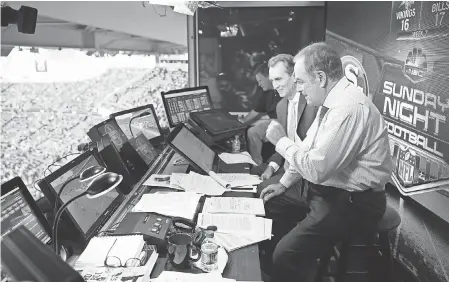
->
<box><xmin>114</xmin><ymin>212</ymin><xmax>172</xmax><ymax>251</ymax></box>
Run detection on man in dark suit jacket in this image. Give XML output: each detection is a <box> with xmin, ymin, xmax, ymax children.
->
<box><xmin>258</xmin><ymin>55</ymin><xmax>318</xmax><ymax>189</ymax></box>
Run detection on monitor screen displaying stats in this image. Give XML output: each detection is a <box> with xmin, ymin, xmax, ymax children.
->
<box><xmin>161</xmin><ymin>86</ymin><xmax>213</xmax><ymax>127</ymax></box>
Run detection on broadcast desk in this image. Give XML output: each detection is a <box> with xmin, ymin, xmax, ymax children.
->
<box><xmin>96</xmin><ymin>147</ymin><xmax>263</xmax><ymax>281</ymax></box>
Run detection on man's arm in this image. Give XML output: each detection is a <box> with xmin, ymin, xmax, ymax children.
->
<box><xmin>276</xmin><ymin>106</ymin><xmax>366</xmax><ymax>184</ymax></box>
<box><xmin>241</xmin><ymin>110</ymin><xmax>265</xmax><ymax>125</ymax></box>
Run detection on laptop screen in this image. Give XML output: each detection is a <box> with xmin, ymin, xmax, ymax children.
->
<box><xmin>1</xmin><ymin>186</ymin><xmax>51</xmax><ymax>244</ymax></box>
<box><xmin>111</xmin><ymin>105</ymin><xmax>162</xmax><ymax>142</ymax></box>
<box><xmin>170</xmin><ymin>126</ymin><xmax>215</xmax><ymax>173</ymax></box>
<box><xmin>44</xmin><ymin>153</ymin><xmax>122</xmax><ymax>238</ymax></box>
<box><xmin>1</xmin><ymin>180</ymin><xmax>51</xmax><ymax>282</ymax></box>
<box><xmin>162</xmin><ymin>87</ymin><xmax>212</xmax><ymax>127</ymax></box>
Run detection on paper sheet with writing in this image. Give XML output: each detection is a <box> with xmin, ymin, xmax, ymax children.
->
<box><xmin>170</xmin><ymin>173</ymin><xmax>188</xmax><ymax>189</ymax></box>
<box><xmin>133</xmin><ymin>192</ymin><xmax>202</xmax><ymax>221</ymax></box>
<box><xmin>218</xmin><ymin>151</ymin><xmax>257</xmax><ymax>165</ymax></box>
<box><xmin>197</xmin><ymin>213</ymin><xmax>272</xmax><ymax>238</ymax></box>
<box><xmin>182</xmin><ymin>172</ymin><xmax>227</xmax><ymax>195</ymax></box>
<box><xmin>203</xmin><ymin>197</ymin><xmax>265</xmax><ymax>216</ymax></box>
<box><xmin>215</xmin><ymin>173</ymin><xmax>262</xmax><ymax>187</ymax></box>
<box><xmin>143</xmin><ymin>174</ymin><xmax>184</xmax><ymax>190</ymax></box>
<box><xmin>214</xmin><ymin>232</ymin><xmax>269</xmax><ymax>252</ymax></box>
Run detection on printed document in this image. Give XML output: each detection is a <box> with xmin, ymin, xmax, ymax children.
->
<box><xmin>197</xmin><ymin>213</ymin><xmax>272</xmax><ymax>238</ymax></box>
<box><xmin>133</xmin><ymin>192</ymin><xmax>202</xmax><ymax>221</ymax></box>
<box><xmin>203</xmin><ymin>197</ymin><xmax>265</xmax><ymax>216</ymax></box>
<box><xmin>218</xmin><ymin>151</ymin><xmax>257</xmax><ymax>165</ymax></box>
<box><xmin>182</xmin><ymin>172</ymin><xmax>227</xmax><ymax>195</ymax></box>
<box><xmin>215</xmin><ymin>173</ymin><xmax>262</xmax><ymax>187</ymax></box>
<box><xmin>143</xmin><ymin>174</ymin><xmax>184</xmax><ymax>190</ymax></box>
<box><xmin>214</xmin><ymin>232</ymin><xmax>270</xmax><ymax>252</ymax></box>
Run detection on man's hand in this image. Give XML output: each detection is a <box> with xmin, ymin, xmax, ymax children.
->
<box><xmin>260</xmin><ymin>183</ymin><xmax>287</xmax><ymax>203</ymax></box>
<box><xmin>261</xmin><ymin>166</ymin><xmax>275</xmax><ymax>181</ymax></box>
<box><xmin>266</xmin><ymin>120</ymin><xmax>287</xmax><ymax>145</ymax></box>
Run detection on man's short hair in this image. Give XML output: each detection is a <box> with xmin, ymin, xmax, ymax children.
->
<box><xmin>294</xmin><ymin>42</ymin><xmax>343</xmax><ymax>81</ymax></box>
<box><xmin>268</xmin><ymin>54</ymin><xmax>294</xmax><ymax>75</ymax></box>
<box><xmin>253</xmin><ymin>63</ymin><xmax>269</xmax><ymax>77</ymax></box>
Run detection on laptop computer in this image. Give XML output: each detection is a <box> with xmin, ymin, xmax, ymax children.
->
<box><xmin>1</xmin><ymin>177</ymin><xmax>53</xmax><ymax>282</ymax></box>
<box><xmin>166</xmin><ymin>124</ymin><xmax>250</xmax><ymax>174</ymax></box>
<box><xmin>161</xmin><ymin>86</ymin><xmax>213</xmax><ymax>128</ymax></box>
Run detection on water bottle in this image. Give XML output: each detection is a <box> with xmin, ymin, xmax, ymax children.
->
<box><xmin>200</xmin><ymin>226</ymin><xmax>219</xmax><ymax>272</ymax></box>
<box><xmin>231</xmin><ymin>135</ymin><xmax>241</xmax><ymax>153</ymax></box>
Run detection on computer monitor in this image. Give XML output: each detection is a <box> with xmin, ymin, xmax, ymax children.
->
<box><xmin>37</xmin><ymin>150</ymin><xmax>124</xmax><ymax>242</ymax></box>
<box><xmin>109</xmin><ymin>104</ymin><xmax>163</xmax><ymax>148</ymax></box>
<box><xmin>167</xmin><ymin>124</ymin><xmax>216</xmax><ymax>174</ymax></box>
<box><xmin>110</xmin><ymin>104</ymin><xmax>161</xmax><ymax>167</ymax></box>
<box><xmin>161</xmin><ymin>86</ymin><xmax>213</xmax><ymax>128</ymax></box>
<box><xmin>1</xmin><ymin>177</ymin><xmax>52</xmax><ymax>282</ymax></box>
<box><xmin>87</xmin><ymin>118</ymin><xmax>129</xmax><ymax>151</ymax></box>
<box><xmin>88</xmin><ymin>118</ymin><xmax>149</xmax><ymax>181</ymax></box>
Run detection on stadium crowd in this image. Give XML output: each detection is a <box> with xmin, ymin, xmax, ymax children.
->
<box><xmin>1</xmin><ymin>66</ymin><xmax>188</xmax><ymax>197</ymax></box>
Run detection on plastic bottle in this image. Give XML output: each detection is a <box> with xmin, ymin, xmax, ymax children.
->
<box><xmin>200</xmin><ymin>226</ymin><xmax>219</xmax><ymax>272</ymax></box>
<box><xmin>231</xmin><ymin>135</ymin><xmax>241</xmax><ymax>153</ymax></box>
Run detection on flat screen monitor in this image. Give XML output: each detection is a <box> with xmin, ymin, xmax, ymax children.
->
<box><xmin>161</xmin><ymin>86</ymin><xmax>213</xmax><ymax>128</ymax></box>
<box><xmin>88</xmin><ymin>118</ymin><xmax>129</xmax><ymax>152</ymax></box>
<box><xmin>1</xmin><ymin>177</ymin><xmax>52</xmax><ymax>282</ymax></box>
<box><xmin>167</xmin><ymin>124</ymin><xmax>216</xmax><ymax>174</ymax></box>
<box><xmin>37</xmin><ymin>150</ymin><xmax>124</xmax><ymax>241</ymax></box>
<box><xmin>110</xmin><ymin>104</ymin><xmax>163</xmax><ymax>146</ymax></box>
<box><xmin>110</xmin><ymin>104</ymin><xmax>161</xmax><ymax>166</ymax></box>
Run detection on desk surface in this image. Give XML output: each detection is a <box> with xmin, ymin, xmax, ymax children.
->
<box><xmin>96</xmin><ymin>148</ymin><xmax>262</xmax><ymax>281</ymax></box>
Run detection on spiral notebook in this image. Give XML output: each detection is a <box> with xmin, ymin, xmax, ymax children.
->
<box><xmin>75</xmin><ymin>234</ymin><xmax>145</xmax><ymax>269</ymax></box>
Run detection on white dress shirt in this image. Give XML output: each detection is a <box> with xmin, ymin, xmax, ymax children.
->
<box><xmin>268</xmin><ymin>93</ymin><xmax>301</xmax><ymax>173</ymax></box>
<box><xmin>276</xmin><ymin>77</ymin><xmax>393</xmax><ymax>191</ymax></box>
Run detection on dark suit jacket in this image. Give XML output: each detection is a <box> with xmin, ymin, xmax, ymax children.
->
<box><xmin>267</xmin><ymin>94</ymin><xmax>318</xmax><ymax>167</ymax></box>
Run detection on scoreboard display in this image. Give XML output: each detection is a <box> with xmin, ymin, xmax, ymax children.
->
<box><xmin>392</xmin><ymin>1</ymin><xmax>449</xmax><ymax>40</ymax></box>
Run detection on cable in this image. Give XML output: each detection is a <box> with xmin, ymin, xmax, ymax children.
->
<box><xmin>128</xmin><ymin>112</ymin><xmax>151</xmax><ymax>139</ymax></box>
<box><xmin>43</xmin><ymin>152</ymin><xmax>82</xmax><ymax>178</ymax></box>
<box><xmin>33</xmin><ymin>178</ymin><xmax>42</xmax><ymax>192</ymax></box>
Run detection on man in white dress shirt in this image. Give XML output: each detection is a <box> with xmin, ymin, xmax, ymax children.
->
<box><xmin>262</xmin><ymin>42</ymin><xmax>393</xmax><ymax>282</ymax></box>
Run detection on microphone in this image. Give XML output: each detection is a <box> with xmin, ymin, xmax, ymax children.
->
<box><xmin>129</xmin><ymin>112</ymin><xmax>151</xmax><ymax>138</ymax></box>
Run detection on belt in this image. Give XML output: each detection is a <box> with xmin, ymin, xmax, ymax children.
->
<box><xmin>348</xmin><ymin>187</ymin><xmax>385</xmax><ymax>204</ymax></box>
<box><xmin>347</xmin><ymin>186</ymin><xmax>385</xmax><ymax>193</ymax></box>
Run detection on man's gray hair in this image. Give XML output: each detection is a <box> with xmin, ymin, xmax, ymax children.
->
<box><xmin>268</xmin><ymin>54</ymin><xmax>294</xmax><ymax>75</ymax></box>
<box><xmin>294</xmin><ymin>42</ymin><xmax>343</xmax><ymax>81</ymax></box>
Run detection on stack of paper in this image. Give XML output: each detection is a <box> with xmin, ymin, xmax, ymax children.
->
<box><xmin>218</xmin><ymin>151</ymin><xmax>257</xmax><ymax>165</ymax></box>
<box><xmin>133</xmin><ymin>192</ymin><xmax>202</xmax><ymax>221</ymax></box>
<box><xmin>164</xmin><ymin>172</ymin><xmax>226</xmax><ymax>196</ymax></box>
<box><xmin>75</xmin><ymin>235</ymin><xmax>145</xmax><ymax>269</ymax></box>
<box><xmin>203</xmin><ymin>197</ymin><xmax>265</xmax><ymax>216</ymax></box>
<box><xmin>80</xmin><ymin>246</ymin><xmax>158</xmax><ymax>282</ymax></box>
<box><xmin>197</xmin><ymin>213</ymin><xmax>272</xmax><ymax>252</ymax></box>
<box><xmin>210</xmin><ymin>172</ymin><xmax>261</xmax><ymax>189</ymax></box>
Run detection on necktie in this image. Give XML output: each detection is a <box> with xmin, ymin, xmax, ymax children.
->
<box><xmin>310</xmin><ymin>106</ymin><xmax>329</xmax><ymax>148</ymax></box>
<box><xmin>285</xmin><ymin>100</ymin><xmax>298</xmax><ymax>171</ymax></box>
<box><xmin>298</xmin><ymin>104</ymin><xmax>318</xmax><ymax>141</ymax></box>
<box><xmin>288</xmin><ymin>100</ymin><xmax>298</xmax><ymax>141</ymax></box>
